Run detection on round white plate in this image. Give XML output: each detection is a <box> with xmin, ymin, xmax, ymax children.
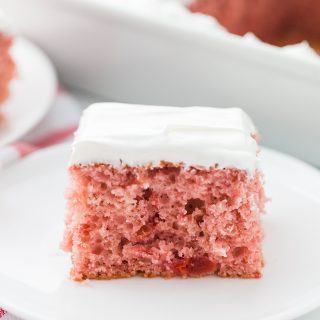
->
<box><xmin>0</xmin><ymin>37</ymin><xmax>57</xmax><ymax>147</ymax></box>
<box><xmin>0</xmin><ymin>144</ymin><xmax>320</xmax><ymax>320</ymax></box>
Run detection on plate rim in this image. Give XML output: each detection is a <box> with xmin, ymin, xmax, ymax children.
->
<box><xmin>48</xmin><ymin>0</ymin><xmax>320</xmax><ymax>79</ymax></box>
<box><xmin>0</xmin><ymin>36</ymin><xmax>57</xmax><ymax>147</ymax></box>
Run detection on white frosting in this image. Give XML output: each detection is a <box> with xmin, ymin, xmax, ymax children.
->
<box><xmin>70</xmin><ymin>103</ymin><xmax>259</xmax><ymax>172</ymax></box>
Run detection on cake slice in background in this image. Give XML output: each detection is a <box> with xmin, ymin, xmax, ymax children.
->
<box><xmin>62</xmin><ymin>103</ymin><xmax>265</xmax><ymax>281</ymax></box>
<box><xmin>0</xmin><ymin>14</ymin><xmax>15</xmax><ymax>108</ymax></box>
<box><xmin>189</xmin><ymin>0</ymin><xmax>320</xmax><ymax>52</ymax></box>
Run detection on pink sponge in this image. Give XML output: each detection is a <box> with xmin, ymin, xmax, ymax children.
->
<box><xmin>62</xmin><ymin>162</ymin><xmax>265</xmax><ymax>281</ymax></box>
<box><xmin>0</xmin><ymin>34</ymin><xmax>14</xmax><ymax>104</ymax></box>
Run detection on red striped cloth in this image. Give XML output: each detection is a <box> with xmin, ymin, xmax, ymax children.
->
<box><xmin>0</xmin><ymin>86</ymin><xmax>81</xmax><ymax>319</ymax></box>
<box><xmin>0</xmin><ymin>86</ymin><xmax>81</xmax><ymax>169</ymax></box>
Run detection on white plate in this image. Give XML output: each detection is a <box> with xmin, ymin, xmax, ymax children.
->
<box><xmin>0</xmin><ymin>144</ymin><xmax>320</xmax><ymax>320</ymax></box>
<box><xmin>2</xmin><ymin>0</ymin><xmax>320</xmax><ymax>167</ymax></box>
<box><xmin>0</xmin><ymin>37</ymin><xmax>57</xmax><ymax>147</ymax></box>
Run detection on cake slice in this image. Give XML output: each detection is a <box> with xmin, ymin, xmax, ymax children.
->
<box><xmin>0</xmin><ymin>16</ymin><xmax>15</xmax><ymax>105</ymax></box>
<box><xmin>62</xmin><ymin>103</ymin><xmax>265</xmax><ymax>281</ymax></box>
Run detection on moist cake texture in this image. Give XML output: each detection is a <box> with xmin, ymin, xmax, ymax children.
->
<box><xmin>62</xmin><ymin>103</ymin><xmax>265</xmax><ymax>281</ymax></box>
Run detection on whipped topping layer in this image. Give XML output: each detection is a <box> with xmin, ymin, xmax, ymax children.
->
<box><xmin>70</xmin><ymin>103</ymin><xmax>259</xmax><ymax>171</ymax></box>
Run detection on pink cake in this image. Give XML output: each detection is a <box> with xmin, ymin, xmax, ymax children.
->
<box><xmin>62</xmin><ymin>103</ymin><xmax>265</xmax><ymax>281</ymax></box>
<box><xmin>0</xmin><ymin>16</ymin><xmax>15</xmax><ymax>123</ymax></box>
<box><xmin>189</xmin><ymin>0</ymin><xmax>320</xmax><ymax>52</ymax></box>
<box><xmin>0</xmin><ymin>33</ymin><xmax>14</xmax><ymax>104</ymax></box>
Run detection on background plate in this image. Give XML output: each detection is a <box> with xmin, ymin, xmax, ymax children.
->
<box><xmin>0</xmin><ymin>37</ymin><xmax>57</xmax><ymax>147</ymax></box>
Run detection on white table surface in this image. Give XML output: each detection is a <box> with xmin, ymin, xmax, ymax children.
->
<box><xmin>69</xmin><ymin>86</ymin><xmax>320</xmax><ymax>320</ymax></box>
